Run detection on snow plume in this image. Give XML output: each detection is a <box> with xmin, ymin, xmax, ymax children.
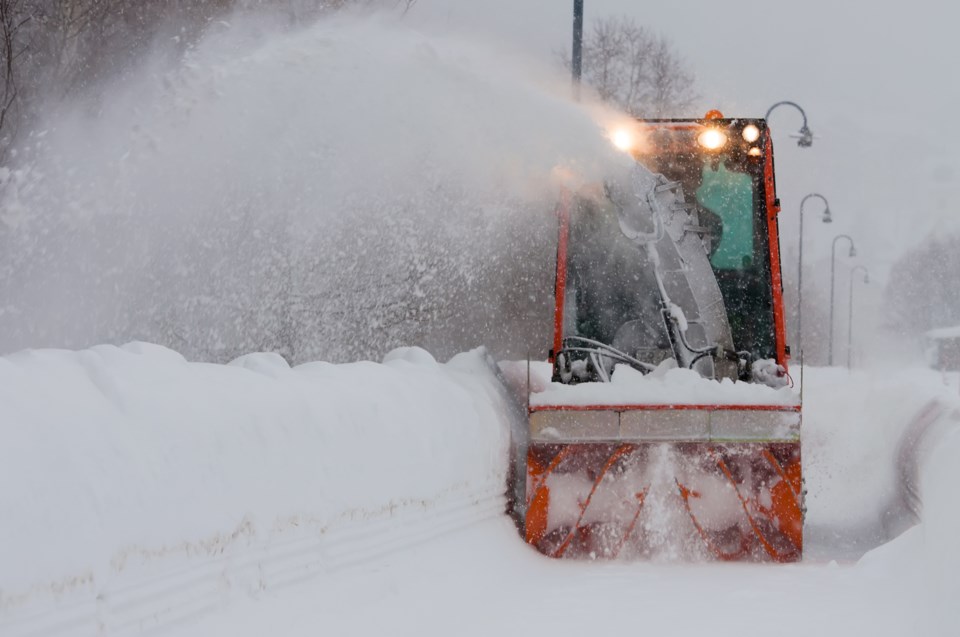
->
<box><xmin>0</xmin><ymin>14</ymin><xmax>631</xmax><ymax>362</ymax></box>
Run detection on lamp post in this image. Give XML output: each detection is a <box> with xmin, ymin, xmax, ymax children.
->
<box><xmin>765</xmin><ymin>101</ymin><xmax>814</xmax><ymax>147</ymax></box>
<box><xmin>572</xmin><ymin>0</ymin><xmax>584</xmax><ymax>101</ymax></box>
<box><xmin>797</xmin><ymin>194</ymin><xmax>832</xmax><ymax>357</ymax></box>
<box><xmin>829</xmin><ymin>234</ymin><xmax>856</xmax><ymax>365</ymax></box>
<box><xmin>847</xmin><ymin>265</ymin><xmax>869</xmax><ymax>368</ymax></box>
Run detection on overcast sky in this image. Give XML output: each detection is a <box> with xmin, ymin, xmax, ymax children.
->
<box><xmin>407</xmin><ymin>0</ymin><xmax>960</xmax><ymax>281</ymax></box>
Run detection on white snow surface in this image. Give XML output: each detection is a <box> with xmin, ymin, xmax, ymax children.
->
<box><xmin>520</xmin><ymin>360</ymin><xmax>800</xmax><ymax>406</ymax></box>
<box><xmin>0</xmin><ymin>343</ymin><xmax>515</xmax><ymax>630</ymax></box>
<box><xmin>2</xmin><ymin>347</ymin><xmax>959</xmax><ymax>636</ymax></box>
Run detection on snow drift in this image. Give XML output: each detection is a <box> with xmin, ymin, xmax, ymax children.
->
<box><xmin>800</xmin><ymin>366</ymin><xmax>960</xmax><ymax>554</ymax></box>
<box><xmin>0</xmin><ymin>343</ymin><xmax>519</xmax><ymax>634</ymax></box>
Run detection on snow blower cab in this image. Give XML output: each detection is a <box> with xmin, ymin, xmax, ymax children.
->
<box><xmin>521</xmin><ymin>113</ymin><xmax>803</xmax><ymax>561</ymax></box>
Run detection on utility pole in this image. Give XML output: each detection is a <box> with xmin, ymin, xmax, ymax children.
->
<box><xmin>572</xmin><ymin>0</ymin><xmax>584</xmax><ymax>101</ymax></box>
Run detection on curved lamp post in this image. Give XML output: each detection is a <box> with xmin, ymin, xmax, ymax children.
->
<box><xmin>797</xmin><ymin>193</ymin><xmax>833</xmax><ymax>357</ymax></box>
<box><xmin>765</xmin><ymin>101</ymin><xmax>814</xmax><ymax>147</ymax></box>
<box><xmin>847</xmin><ymin>265</ymin><xmax>870</xmax><ymax>368</ymax></box>
<box><xmin>829</xmin><ymin>234</ymin><xmax>857</xmax><ymax>365</ymax></box>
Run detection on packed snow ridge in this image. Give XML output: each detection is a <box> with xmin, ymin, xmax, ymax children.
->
<box><xmin>0</xmin><ymin>342</ymin><xmax>517</xmax><ymax>626</ymax></box>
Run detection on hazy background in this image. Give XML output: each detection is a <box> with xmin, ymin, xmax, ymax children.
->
<box><xmin>1</xmin><ymin>0</ymin><xmax>958</xmax><ymax>367</ymax></box>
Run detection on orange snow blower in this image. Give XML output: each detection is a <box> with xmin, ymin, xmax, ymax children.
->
<box><xmin>516</xmin><ymin>114</ymin><xmax>803</xmax><ymax>562</ymax></box>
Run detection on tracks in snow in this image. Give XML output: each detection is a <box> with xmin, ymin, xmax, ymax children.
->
<box><xmin>0</xmin><ymin>483</ymin><xmax>506</xmax><ymax>637</ymax></box>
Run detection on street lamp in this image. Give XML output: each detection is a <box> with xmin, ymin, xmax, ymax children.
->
<box><xmin>796</xmin><ymin>193</ymin><xmax>832</xmax><ymax>357</ymax></box>
<box><xmin>829</xmin><ymin>234</ymin><xmax>857</xmax><ymax>365</ymax></box>
<box><xmin>572</xmin><ymin>0</ymin><xmax>584</xmax><ymax>101</ymax></box>
<box><xmin>847</xmin><ymin>265</ymin><xmax>870</xmax><ymax>368</ymax></box>
<box><xmin>765</xmin><ymin>101</ymin><xmax>814</xmax><ymax>147</ymax></box>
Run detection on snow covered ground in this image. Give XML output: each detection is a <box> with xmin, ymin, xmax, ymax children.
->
<box><xmin>2</xmin><ymin>345</ymin><xmax>959</xmax><ymax>636</ymax></box>
<box><xmin>169</xmin><ymin>517</ymin><xmax>945</xmax><ymax>637</ymax></box>
<box><xmin>0</xmin><ymin>343</ymin><xmax>518</xmax><ymax>635</ymax></box>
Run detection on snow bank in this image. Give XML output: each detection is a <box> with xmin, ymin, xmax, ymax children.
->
<box><xmin>0</xmin><ymin>343</ymin><xmax>517</xmax><ymax>627</ymax></box>
<box><xmin>800</xmin><ymin>366</ymin><xmax>960</xmax><ymax>554</ymax></box>
<box><xmin>849</xmin><ymin>394</ymin><xmax>960</xmax><ymax>635</ymax></box>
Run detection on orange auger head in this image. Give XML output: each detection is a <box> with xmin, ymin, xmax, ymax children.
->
<box><xmin>522</xmin><ymin>407</ymin><xmax>803</xmax><ymax>562</ymax></box>
<box><xmin>525</xmin><ymin>439</ymin><xmax>802</xmax><ymax>561</ymax></box>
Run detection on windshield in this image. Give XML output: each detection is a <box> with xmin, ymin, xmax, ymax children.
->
<box><xmin>561</xmin><ymin>134</ymin><xmax>777</xmax><ymax>366</ymax></box>
<box><xmin>637</xmin><ymin>143</ymin><xmax>776</xmax><ymax>359</ymax></box>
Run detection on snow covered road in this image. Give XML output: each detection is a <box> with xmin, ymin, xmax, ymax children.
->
<box><xmin>172</xmin><ymin>516</ymin><xmax>937</xmax><ymax>637</ymax></box>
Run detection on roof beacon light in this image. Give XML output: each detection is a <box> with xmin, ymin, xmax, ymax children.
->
<box><xmin>742</xmin><ymin>124</ymin><xmax>761</xmax><ymax>143</ymax></box>
<box><xmin>697</xmin><ymin>128</ymin><xmax>727</xmax><ymax>150</ymax></box>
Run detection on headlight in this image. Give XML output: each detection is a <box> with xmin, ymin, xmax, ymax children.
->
<box><xmin>696</xmin><ymin>128</ymin><xmax>727</xmax><ymax>150</ymax></box>
<box><xmin>611</xmin><ymin>128</ymin><xmax>634</xmax><ymax>151</ymax></box>
<box><xmin>742</xmin><ymin>124</ymin><xmax>761</xmax><ymax>143</ymax></box>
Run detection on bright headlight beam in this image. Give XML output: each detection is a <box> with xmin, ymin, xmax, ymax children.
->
<box><xmin>742</xmin><ymin>124</ymin><xmax>761</xmax><ymax>143</ymax></box>
<box><xmin>697</xmin><ymin>128</ymin><xmax>727</xmax><ymax>150</ymax></box>
<box><xmin>611</xmin><ymin>129</ymin><xmax>634</xmax><ymax>151</ymax></box>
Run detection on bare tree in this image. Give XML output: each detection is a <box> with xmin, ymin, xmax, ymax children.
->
<box><xmin>884</xmin><ymin>232</ymin><xmax>960</xmax><ymax>337</ymax></box>
<box><xmin>0</xmin><ymin>0</ymin><xmax>35</xmax><ymax>151</ymax></box>
<box><xmin>0</xmin><ymin>0</ymin><xmax>424</xmax><ymax>150</ymax></box>
<box><xmin>0</xmin><ymin>0</ymin><xmax>123</xmax><ymax>151</ymax></box>
<box><xmin>564</xmin><ymin>16</ymin><xmax>697</xmax><ymax>117</ymax></box>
